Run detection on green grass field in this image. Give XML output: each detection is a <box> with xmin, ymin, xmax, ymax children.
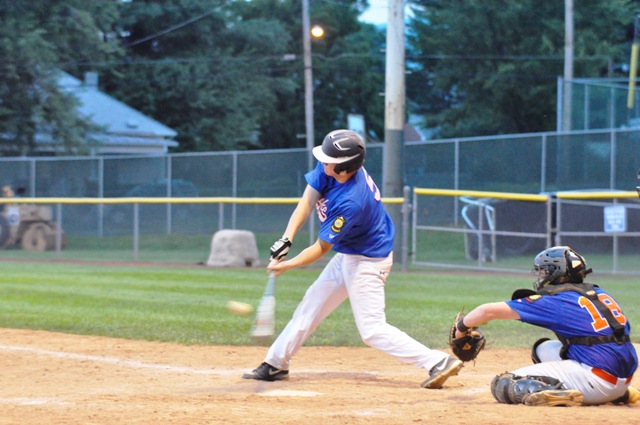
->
<box><xmin>1</xmin><ymin>259</ymin><xmax>638</xmax><ymax>350</ymax></box>
<box><xmin>1</xmin><ymin>229</ymin><xmax>638</xmax><ymax>275</ymax></box>
<box><xmin>0</xmin><ymin>233</ymin><xmax>293</xmax><ymax>264</ymax></box>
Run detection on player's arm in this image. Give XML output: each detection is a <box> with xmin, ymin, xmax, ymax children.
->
<box><xmin>455</xmin><ymin>302</ymin><xmax>520</xmax><ymax>338</ymax></box>
<box><xmin>267</xmin><ymin>238</ymin><xmax>332</xmax><ymax>276</ymax></box>
<box><xmin>270</xmin><ymin>184</ymin><xmax>321</xmax><ymax>261</ymax></box>
<box><xmin>281</xmin><ymin>184</ymin><xmax>321</xmax><ymax>242</ymax></box>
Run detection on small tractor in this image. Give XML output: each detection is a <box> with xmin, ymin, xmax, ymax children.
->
<box><xmin>0</xmin><ymin>204</ymin><xmax>66</xmax><ymax>251</ymax></box>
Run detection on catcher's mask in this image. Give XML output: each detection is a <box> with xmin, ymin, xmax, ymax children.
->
<box><xmin>532</xmin><ymin>246</ymin><xmax>592</xmax><ymax>292</ymax></box>
<box><xmin>312</xmin><ymin>129</ymin><xmax>366</xmax><ymax>174</ymax></box>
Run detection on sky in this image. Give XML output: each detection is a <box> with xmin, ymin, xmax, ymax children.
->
<box><xmin>359</xmin><ymin>0</ymin><xmax>412</xmax><ymax>26</ymax></box>
<box><xmin>358</xmin><ymin>0</ymin><xmax>389</xmax><ymax>25</ymax></box>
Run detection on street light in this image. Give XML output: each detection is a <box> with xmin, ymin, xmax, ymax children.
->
<box><xmin>311</xmin><ymin>25</ymin><xmax>324</xmax><ymax>38</ymax></box>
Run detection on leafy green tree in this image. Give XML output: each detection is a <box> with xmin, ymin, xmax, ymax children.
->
<box><xmin>313</xmin><ymin>16</ymin><xmax>386</xmax><ymax>142</ymax></box>
<box><xmin>101</xmin><ymin>0</ymin><xmax>294</xmax><ymax>151</ymax></box>
<box><xmin>232</xmin><ymin>0</ymin><xmax>385</xmax><ymax>148</ymax></box>
<box><xmin>103</xmin><ymin>0</ymin><xmax>384</xmax><ymax>151</ymax></box>
<box><xmin>299</xmin><ymin>0</ymin><xmax>386</xmax><ymax>143</ymax></box>
<box><xmin>0</xmin><ymin>0</ymin><xmax>122</xmax><ymax>156</ymax></box>
<box><xmin>407</xmin><ymin>0</ymin><xmax>633</xmax><ymax>138</ymax></box>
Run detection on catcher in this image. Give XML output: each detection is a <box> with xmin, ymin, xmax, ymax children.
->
<box><xmin>449</xmin><ymin>246</ymin><xmax>638</xmax><ymax>407</ymax></box>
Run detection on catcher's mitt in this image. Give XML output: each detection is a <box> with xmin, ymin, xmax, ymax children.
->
<box><xmin>449</xmin><ymin>312</ymin><xmax>486</xmax><ymax>362</ymax></box>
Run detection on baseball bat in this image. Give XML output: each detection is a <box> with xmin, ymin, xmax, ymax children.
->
<box><xmin>250</xmin><ymin>271</ymin><xmax>277</xmax><ymax>341</ymax></box>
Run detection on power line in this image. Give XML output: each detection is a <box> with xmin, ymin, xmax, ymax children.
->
<box><xmin>62</xmin><ymin>51</ymin><xmax>612</xmax><ymax>69</ymax></box>
<box><xmin>123</xmin><ymin>10</ymin><xmax>217</xmax><ymax>48</ymax></box>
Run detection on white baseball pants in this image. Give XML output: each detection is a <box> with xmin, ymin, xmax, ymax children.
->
<box><xmin>264</xmin><ymin>252</ymin><xmax>449</xmax><ymax>373</ymax></box>
<box><xmin>513</xmin><ymin>339</ymin><xmax>630</xmax><ymax>404</ymax></box>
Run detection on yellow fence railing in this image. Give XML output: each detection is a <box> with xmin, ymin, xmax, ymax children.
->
<box><xmin>412</xmin><ymin>187</ymin><xmax>640</xmax><ymax>274</ymax></box>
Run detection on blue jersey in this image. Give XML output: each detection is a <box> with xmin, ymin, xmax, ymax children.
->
<box><xmin>507</xmin><ymin>287</ymin><xmax>638</xmax><ymax>378</ymax></box>
<box><xmin>305</xmin><ymin>162</ymin><xmax>395</xmax><ymax>258</ymax></box>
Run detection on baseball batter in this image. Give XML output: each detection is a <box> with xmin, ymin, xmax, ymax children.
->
<box><xmin>242</xmin><ymin>129</ymin><xmax>463</xmax><ymax>388</ymax></box>
<box><xmin>455</xmin><ymin>246</ymin><xmax>638</xmax><ymax>406</ymax></box>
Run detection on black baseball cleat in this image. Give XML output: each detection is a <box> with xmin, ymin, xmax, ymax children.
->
<box><xmin>421</xmin><ymin>356</ymin><xmax>463</xmax><ymax>389</ymax></box>
<box><xmin>242</xmin><ymin>362</ymin><xmax>289</xmax><ymax>381</ymax></box>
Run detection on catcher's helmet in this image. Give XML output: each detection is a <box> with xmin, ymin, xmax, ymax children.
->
<box><xmin>312</xmin><ymin>129</ymin><xmax>366</xmax><ymax>174</ymax></box>
<box><xmin>532</xmin><ymin>246</ymin><xmax>592</xmax><ymax>291</ymax></box>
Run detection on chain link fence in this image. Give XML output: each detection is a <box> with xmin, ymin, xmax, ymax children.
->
<box><xmin>412</xmin><ymin>189</ymin><xmax>640</xmax><ymax>275</ymax></box>
<box><xmin>1</xmin><ymin>126</ymin><xmax>639</xmax><ymax>271</ymax></box>
<box><xmin>1</xmin><ymin>127</ymin><xmax>639</xmax><ymax>202</ymax></box>
<box><xmin>559</xmin><ymin>77</ymin><xmax>640</xmax><ymax>131</ymax></box>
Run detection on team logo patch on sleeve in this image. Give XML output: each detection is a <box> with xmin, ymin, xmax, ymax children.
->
<box><xmin>515</xmin><ymin>294</ymin><xmax>542</xmax><ymax>303</ymax></box>
<box><xmin>331</xmin><ymin>216</ymin><xmax>346</xmax><ymax>233</ymax></box>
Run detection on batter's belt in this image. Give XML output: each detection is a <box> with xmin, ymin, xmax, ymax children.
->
<box><xmin>591</xmin><ymin>367</ymin><xmax>633</xmax><ymax>385</ymax></box>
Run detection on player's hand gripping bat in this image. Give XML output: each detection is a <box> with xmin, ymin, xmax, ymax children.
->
<box><xmin>250</xmin><ymin>271</ymin><xmax>277</xmax><ymax>342</ymax></box>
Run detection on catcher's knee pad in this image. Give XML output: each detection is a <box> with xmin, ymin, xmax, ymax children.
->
<box><xmin>530</xmin><ymin>337</ymin><xmax>551</xmax><ymax>364</ymax></box>
<box><xmin>524</xmin><ymin>374</ymin><xmax>562</xmax><ymax>387</ymax></box>
<box><xmin>491</xmin><ymin>373</ymin><xmax>561</xmax><ymax>404</ymax></box>
<box><xmin>491</xmin><ymin>372</ymin><xmax>518</xmax><ymax>404</ymax></box>
<box><xmin>508</xmin><ymin>376</ymin><xmax>561</xmax><ymax>404</ymax></box>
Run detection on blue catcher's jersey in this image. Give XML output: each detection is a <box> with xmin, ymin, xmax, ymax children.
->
<box><xmin>305</xmin><ymin>162</ymin><xmax>395</xmax><ymax>258</ymax></box>
<box><xmin>507</xmin><ymin>287</ymin><xmax>638</xmax><ymax>378</ymax></box>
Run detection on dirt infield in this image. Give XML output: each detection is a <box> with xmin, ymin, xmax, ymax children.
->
<box><xmin>0</xmin><ymin>328</ymin><xmax>636</xmax><ymax>425</ymax></box>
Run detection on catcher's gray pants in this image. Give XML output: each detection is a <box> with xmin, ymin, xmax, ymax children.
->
<box><xmin>264</xmin><ymin>252</ymin><xmax>449</xmax><ymax>373</ymax></box>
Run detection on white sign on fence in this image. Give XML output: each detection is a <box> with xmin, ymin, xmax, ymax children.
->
<box><xmin>603</xmin><ymin>205</ymin><xmax>626</xmax><ymax>233</ymax></box>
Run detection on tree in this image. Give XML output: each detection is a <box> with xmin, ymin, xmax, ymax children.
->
<box><xmin>313</xmin><ymin>17</ymin><xmax>387</xmax><ymax>142</ymax></box>
<box><xmin>0</xmin><ymin>0</ymin><xmax>122</xmax><ymax>156</ymax></box>
<box><xmin>101</xmin><ymin>0</ymin><xmax>384</xmax><ymax>152</ymax></box>
<box><xmin>98</xmin><ymin>0</ymin><xmax>294</xmax><ymax>152</ymax></box>
<box><xmin>236</xmin><ymin>0</ymin><xmax>386</xmax><ymax>148</ymax></box>
<box><xmin>406</xmin><ymin>0</ymin><xmax>634</xmax><ymax>138</ymax></box>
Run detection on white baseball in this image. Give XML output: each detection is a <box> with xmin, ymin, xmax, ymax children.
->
<box><xmin>227</xmin><ymin>300</ymin><xmax>254</xmax><ymax>316</ymax></box>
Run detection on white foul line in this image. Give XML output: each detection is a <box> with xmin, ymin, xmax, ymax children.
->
<box><xmin>0</xmin><ymin>344</ymin><xmax>231</xmax><ymax>375</ymax></box>
<box><xmin>0</xmin><ymin>397</ymin><xmax>73</xmax><ymax>406</ymax></box>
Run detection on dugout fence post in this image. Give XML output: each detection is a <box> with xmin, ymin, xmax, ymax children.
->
<box><xmin>55</xmin><ymin>203</ymin><xmax>63</xmax><ymax>258</ymax></box>
<box><xmin>133</xmin><ymin>203</ymin><xmax>139</xmax><ymax>261</ymax></box>
<box><xmin>401</xmin><ymin>186</ymin><xmax>411</xmax><ymax>271</ymax></box>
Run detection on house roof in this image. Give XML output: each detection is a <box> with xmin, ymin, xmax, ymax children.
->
<box><xmin>57</xmin><ymin>71</ymin><xmax>178</xmax><ymax>154</ymax></box>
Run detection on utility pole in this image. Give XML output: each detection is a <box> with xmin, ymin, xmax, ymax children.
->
<box><xmin>558</xmin><ymin>0</ymin><xmax>574</xmax><ymax>187</ymax></box>
<box><xmin>383</xmin><ymin>0</ymin><xmax>405</xmax><ymax>199</ymax></box>
<box><xmin>383</xmin><ymin>0</ymin><xmax>406</xmax><ymax>261</ymax></box>
<box><xmin>627</xmin><ymin>15</ymin><xmax>640</xmax><ymax>111</ymax></box>
<box><xmin>562</xmin><ymin>0</ymin><xmax>574</xmax><ymax>132</ymax></box>
<box><xmin>302</xmin><ymin>0</ymin><xmax>314</xmax><ymax>172</ymax></box>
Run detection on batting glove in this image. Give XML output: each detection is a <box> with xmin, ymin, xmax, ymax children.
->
<box><xmin>270</xmin><ymin>236</ymin><xmax>292</xmax><ymax>261</ymax></box>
